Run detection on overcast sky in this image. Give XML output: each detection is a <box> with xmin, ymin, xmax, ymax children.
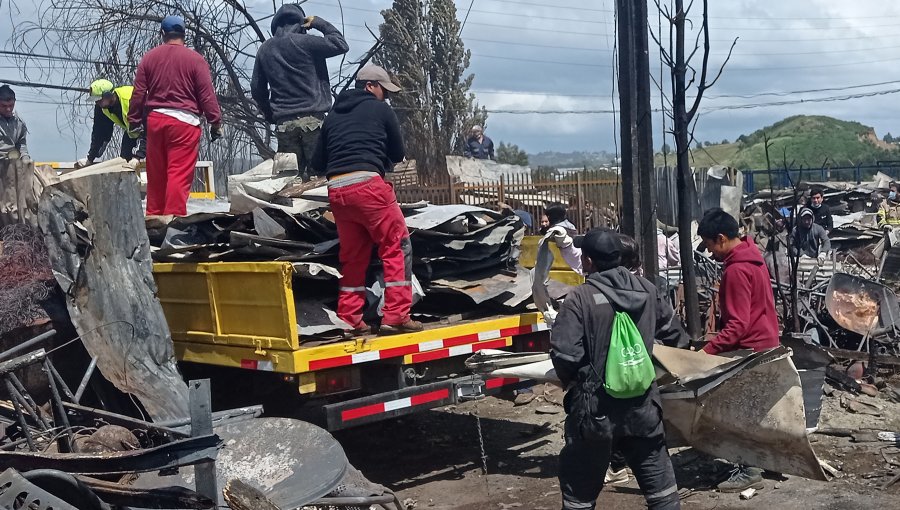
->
<box><xmin>4</xmin><ymin>0</ymin><xmax>900</xmax><ymax>162</ymax></box>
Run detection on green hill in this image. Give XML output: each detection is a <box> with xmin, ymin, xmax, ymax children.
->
<box><xmin>655</xmin><ymin>115</ymin><xmax>898</xmax><ymax>170</ymax></box>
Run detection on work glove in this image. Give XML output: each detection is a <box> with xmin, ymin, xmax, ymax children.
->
<box><xmin>210</xmin><ymin>124</ymin><xmax>224</xmax><ymax>142</ymax></box>
<box><xmin>548</xmin><ymin>225</ymin><xmax>573</xmax><ymax>249</ymax></box>
<box><xmin>303</xmin><ymin>16</ymin><xmax>324</xmax><ymax>30</ymax></box>
<box><xmin>128</xmin><ymin>126</ymin><xmax>144</xmax><ymax>139</ymax></box>
<box><xmin>75</xmin><ymin>157</ymin><xmax>94</xmax><ymax>169</ymax></box>
<box><xmin>817</xmin><ymin>253</ymin><xmax>826</xmax><ymax>265</ymax></box>
<box><xmin>20</xmin><ymin>155</ymin><xmax>32</xmax><ymax>165</ymax></box>
<box><xmin>134</xmin><ymin>138</ymin><xmax>147</xmax><ymax>160</ymax></box>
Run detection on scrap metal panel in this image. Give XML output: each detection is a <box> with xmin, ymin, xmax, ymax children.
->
<box><xmin>154</xmin><ymin>262</ymin><xmax>299</xmax><ymax>351</ymax></box>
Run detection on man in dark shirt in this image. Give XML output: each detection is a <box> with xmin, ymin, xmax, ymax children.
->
<box><xmin>311</xmin><ymin>64</ymin><xmax>421</xmax><ymax>336</ymax></box>
<box><xmin>251</xmin><ymin>4</ymin><xmax>348</xmax><ymax>178</ymax></box>
<box><xmin>128</xmin><ymin>15</ymin><xmax>222</xmax><ymax>218</ymax></box>
<box><xmin>551</xmin><ymin>228</ymin><xmax>681</xmax><ymax>510</ymax></box>
<box><xmin>809</xmin><ymin>187</ymin><xmax>832</xmax><ymax>232</ymax></box>
<box><xmin>464</xmin><ymin>125</ymin><xmax>494</xmax><ymax>160</ymax></box>
<box><xmin>77</xmin><ymin>79</ymin><xmax>146</xmax><ymax>168</ymax></box>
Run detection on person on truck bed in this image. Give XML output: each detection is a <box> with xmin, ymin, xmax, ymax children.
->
<box><xmin>251</xmin><ymin>4</ymin><xmax>348</xmax><ymax>180</ymax></box>
<box><xmin>77</xmin><ymin>79</ymin><xmax>146</xmax><ymax>168</ymax></box>
<box><xmin>311</xmin><ymin>64</ymin><xmax>422</xmax><ymax>336</ymax></box>
<box><xmin>128</xmin><ymin>15</ymin><xmax>222</xmax><ymax>220</ymax></box>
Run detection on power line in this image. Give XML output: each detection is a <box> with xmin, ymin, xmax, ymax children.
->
<box><xmin>462</xmin><ymin>0</ymin><xmax>613</xmax><ymax>13</ymax></box>
<box><xmin>310</xmin><ymin>1</ymin><xmax>612</xmax><ymax>25</ymax></box>
<box><xmin>702</xmin><ymin>87</ymin><xmax>900</xmax><ymax>112</ymax></box>
<box><xmin>0</xmin><ymin>78</ymin><xmax>87</xmax><ymax>93</ymax></box>
<box><xmin>0</xmin><ymin>49</ymin><xmax>134</xmax><ymax>68</ymax></box>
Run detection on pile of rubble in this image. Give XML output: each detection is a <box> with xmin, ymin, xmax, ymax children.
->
<box><xmin>151</xmin><ymin>161</ymin><xmax>532</xmax><ymax>337</ymax></box>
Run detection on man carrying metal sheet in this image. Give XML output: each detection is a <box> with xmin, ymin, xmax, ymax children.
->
<box><xmin>697</xmin><ymin>208</ymin><xmax>781</xmax><ymax>492</ymax></box>
<box><xmin>311</xmin><ymin>64</ymin><xmax>422</xmax><ymax>335</ymax></box>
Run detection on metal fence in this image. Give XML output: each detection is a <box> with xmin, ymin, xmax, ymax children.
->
<box><xmin>391</xmin><ymin>170</ymin><xmax>622</xmax><ymax>233</ymax></box>
<box><xmin>741</xmin><ymin>163</ymin><xmax>900</xmax><ymax>193</ymax></box>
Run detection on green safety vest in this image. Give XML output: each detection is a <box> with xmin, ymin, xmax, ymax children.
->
<box><xmin>101</xmin><ymin>86</ymin><xmax>137</xmax><ymax>137</ymax></box>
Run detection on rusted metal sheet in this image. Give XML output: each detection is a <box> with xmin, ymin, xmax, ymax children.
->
<box><xmin>656</xmin><ymin>346</ymin><xmax>827</xmax><ymax>481</ymax></box>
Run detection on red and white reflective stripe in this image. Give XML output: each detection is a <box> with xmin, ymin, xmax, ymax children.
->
<box><xmin>485</xmin><ymin>377</ymin><xmax>521</xmax><ymax>389</ymax></box>
<box><xmin>240</xmin><ymin>359</ymin><xmax>274</xmax><ymax>371</ymax></box>
<box><xmin>408</xmin><ymin>338</ymin><xmax>510</xmax><ymax>364</ymax></box>
<box><xmin>308</xmin><ymin>322</ymin><xmax>548</xmax><ymax>371</ymax></box>
<box><xmin>341</xmin><ymin>388</ymin><xmax>450</xmax><ymax>423</ymax></box>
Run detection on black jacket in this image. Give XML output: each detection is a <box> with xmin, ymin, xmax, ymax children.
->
<box><xmin>551</xmin><ymin>267</ymin><xmax>684</xmax><ymax>437</ymax></box>
<box><xmin>464</xmin><ymin>135</ymin><xmax>494</xmax><ymax>160</ymax></box>
<box><xmin>551</xmin><ymin>267</ymin><xmax>686</xmax><ymax>392</ymax></box>
<box><xmin>250</xmin><ymin>5</ymin><xmax>349</xmax><ymax>124</ymax></box>
<box><xmin>811</xmin><ymin>204</ymin><xmax>833</xmax><ymax>231</ymax></box>
<box><xmin>311</xmin><ymin>89</ymin><xmax>405</xmax><ymax>178</ymax></box>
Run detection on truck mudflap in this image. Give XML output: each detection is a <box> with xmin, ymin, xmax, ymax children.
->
<box><xmin>324</xmin><ymin>376</ymin><xmax>533</xmax><ymax>430</ymax></box>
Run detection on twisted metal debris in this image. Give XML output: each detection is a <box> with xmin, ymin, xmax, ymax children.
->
<box><xmin>0</xmin><ymin>224</ymin><xmax>55</xmax><ymax>335</ymax></box>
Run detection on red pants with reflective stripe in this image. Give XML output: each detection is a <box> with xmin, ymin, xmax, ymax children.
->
<box><xmin>329</xmin><ymin>176</ymin><xmax>412</xmax><ymax>327</ymax></box>
<box><xmin>145</xmin><ymin>111</ymin><xmax>201</xmax><ymax>216</ymax></box>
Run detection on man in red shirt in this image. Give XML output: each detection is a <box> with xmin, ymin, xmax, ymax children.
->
<box><xmin>698</xmin><ymin>208</ymin><xmax>780</xmax><ymax>355</ymax></box>
<box><xmin>128</xmin><ymin>15</ymin><xmax>222</xmax><ymax>219</ymax></box>
<box><xmin>697</xmin><ymin>208</ymin><xmax>781</xmax><ymax>492</ymax></box>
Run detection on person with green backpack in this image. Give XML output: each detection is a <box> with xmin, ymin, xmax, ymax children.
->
<box><xmin>551</xmin><ymin>228</ymin><xmax>681</xmax><ymax>510</ymax></box>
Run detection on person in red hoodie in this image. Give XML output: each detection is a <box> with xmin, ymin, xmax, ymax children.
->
<box><xmin>697</xmin><ymin>208</ymin><xmax>781</xmax><ymax>492</ymax></box>
<box><xmin>128</xmin><ymin>15</ymin><xmax>222</xmax><ymax>221</ymax></box>
<box><xmin>699</xmin><ymin>208</ymin><xmax>780</xmax><ymax>355</ymax></box>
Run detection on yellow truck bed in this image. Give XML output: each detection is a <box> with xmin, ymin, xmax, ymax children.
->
<box><xmin>153</xmin><ymin>262</ymin><xmax>547</xmax><ymax>376</ymax></box>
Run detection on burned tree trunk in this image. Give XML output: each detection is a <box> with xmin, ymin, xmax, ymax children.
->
<box><xmin>37</xmin><ymin>159</ymin><xmax>189</xmax><ymax>422</ymax></box>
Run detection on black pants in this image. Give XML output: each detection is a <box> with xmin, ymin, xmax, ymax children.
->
<box><xmin>559</xmin><ymin>410</ymin><xmax>680</xmax><ymax>510</ymax></box>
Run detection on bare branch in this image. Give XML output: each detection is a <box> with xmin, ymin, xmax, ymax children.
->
<box><xmin>687</xmin><ymin>0</ymin><xmax>736</xmax><ymax>121</ymax></box>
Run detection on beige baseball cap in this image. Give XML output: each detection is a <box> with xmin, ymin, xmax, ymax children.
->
<box><xmin>357</xmin><ymin>64</ymin><xmax>401</xmax><ymax>92</ymax></box>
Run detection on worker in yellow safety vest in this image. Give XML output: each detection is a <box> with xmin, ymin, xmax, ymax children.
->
<box><xmin>76</xmin><ymin>79</ymin><xmax>146</xmax><ymax>168</ymax></box>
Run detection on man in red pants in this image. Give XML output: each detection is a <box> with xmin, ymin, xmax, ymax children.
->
<box><xmin>128</xmin><ymin>15</ymin><xmax>222</xmax><ymax>220</ymax></box>
<box><xmin>311</xmin><ymin>64</ymin><xmax>422</xmax><ymax>335</ymax></box>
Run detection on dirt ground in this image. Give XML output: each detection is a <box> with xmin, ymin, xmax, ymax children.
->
<box><xmin>335</xmin><ymin>385</ymin><xmax>900</xmax><ymax>510</ymax></box>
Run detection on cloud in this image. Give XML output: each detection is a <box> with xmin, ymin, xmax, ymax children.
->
<box><xmin>6</xmin><ymin>0</ymin><xmax>900</xmax><ymax>161</ymax></box>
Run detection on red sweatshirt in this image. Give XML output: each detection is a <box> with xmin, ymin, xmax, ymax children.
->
<box><xmin>128</xmin><ymin>43</ymin><xmax>221</xmax><ymax>128</ymax></box>
<box><xmin>703</xmin><ymin>236</ymin><xmax>781</xmax><ymax>355</ymax></box>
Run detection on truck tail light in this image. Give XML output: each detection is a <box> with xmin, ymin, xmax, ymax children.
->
<box><xmin>513</xmin><ymin>332</ymin><xmax>550</xmax><ymax>353</ymax></box>
<box><xmin>315</xmin><ymin>367</ymin><xmax>361</xmax><ymax>395</ymax></box>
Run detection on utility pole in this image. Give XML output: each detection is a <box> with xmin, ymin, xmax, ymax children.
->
<box><xmin>616</xmin><ymin>0</ymin><xmax>658</xmax><ymax>278</ymax></box>
<box><xmin>673</xmin><ymin>0</ymin><xmax>702</xmax><ymax>339</ymax></box>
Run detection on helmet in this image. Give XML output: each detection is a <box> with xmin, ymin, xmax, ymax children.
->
<box><xmin>89</xmin><ymin>79</ymin><xmax>114</xmax><ymax>98</ymax></box>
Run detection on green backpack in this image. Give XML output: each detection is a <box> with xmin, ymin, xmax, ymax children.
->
<box><xmin>603</xmin><ymin>311</ymin><xmax>655</xmax><ymax>399</ymax></box>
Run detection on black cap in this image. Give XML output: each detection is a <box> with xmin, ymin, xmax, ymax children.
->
<box><xmin>574</xmin><ymin>228</ymin><xmax>622</xmax><ymax>269</ymax></box>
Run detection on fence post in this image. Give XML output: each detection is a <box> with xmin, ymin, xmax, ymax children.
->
<box><xmin>855</xmin><ymin>164</ymin><xmax>861</xmax><ymax>185</ymax></box>
<box><xmin>576</xmin><ymin>172</ymin><xmax>584</xmax><ymax>232</ymax></box>
<box><xmin>447</xmin><ymin>176</ymin><xmax>456</xmax><ymax>204</ymax></box>
<box><xmin>499</xmin><ymin>175</ymin><xmax>505</xmax><ymax>205</ymax></box>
